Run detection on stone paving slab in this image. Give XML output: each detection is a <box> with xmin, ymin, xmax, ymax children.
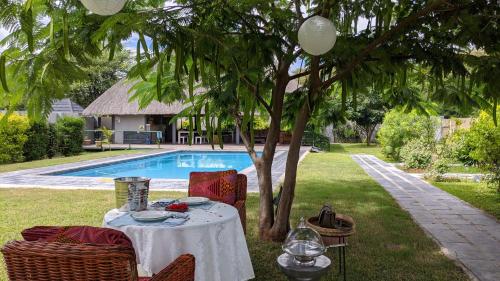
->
<box><xmin>352</xmin><ymin>154</ymin><xmax>500</xmax><ymax>281</ymax></box>
<box><xmin>0</xmin><ymin>147</ymin><xmax>308</xmax><ymax>193</ymax></box>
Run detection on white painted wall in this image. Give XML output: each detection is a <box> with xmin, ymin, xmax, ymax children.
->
<box><xmin>114</xmin><ymin>115</ymin><xmax>146</xmax><ymax>143</ymax></box>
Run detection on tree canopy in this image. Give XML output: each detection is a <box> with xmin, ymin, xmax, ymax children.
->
<box><xmin>0</xmin><ymin>0</ymin><xmax>498</xmax><ymax>240</ymax></box>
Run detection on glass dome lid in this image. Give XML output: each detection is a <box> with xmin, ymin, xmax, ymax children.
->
<box><xmin>282</xmin><ymin>217</ymin><xmax>326</xmax><ymax>266</ymax></box>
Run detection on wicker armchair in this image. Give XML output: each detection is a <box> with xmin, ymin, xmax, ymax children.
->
<box><xmin>189</xmin><ymin>170</ymin><xmax>247</xmax><ymax>233</ymax></box>
<box><xmin>2</xmin><ymin>235</ymin><xmax>195</xmax><ymax>281</ymax></box>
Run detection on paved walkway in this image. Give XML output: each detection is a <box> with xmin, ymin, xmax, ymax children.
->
<box><xmin>352</xmin><ymin>154</ymin><xmax>500</xmax><ymax>281</ymax></box>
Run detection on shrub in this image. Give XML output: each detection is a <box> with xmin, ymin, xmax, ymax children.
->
<box><xmin>467</xmin><ymin>111</ymin><xmax>499</xmax><ymax>191</ymax></box>
<box><xmin>446</xmin><ymin>129</ymin><xmax>476</xmax><ymax>165</ymax></box>
<box><xmin>377</xmin><ymin>109</ymin><xmax>438</xmax><ymax>161</ymax></box>
<box><xmin>56</xmin><ymin>116</ymin><xmax>84</xmax><ymax>156</ymax></box>
<box><xmin>23</xmin><ymin>121</ymin><xmax>50</xmax><ymax>161</ymax></box>
<box><xmin>425</xmin><ymin>157</ymin><xmax>451</xmax><ymax>181</ymax></box>
<box><xmin>47</xmin><ymin>123</ymin><xmax>57</xmax><ymax>159</ymax></box>
<box><xmin>302</xmin><ymin>131</ymin><xmax>331</xmax><ymax>151</ymax></box>
<box><xmin>0</xmin><ymin>114</ymin><xmax>30</xmax><ymax>163</ymax></box>
<box><xmin>400</xmin><ymin>138</ymin><xmax>433</xmax><ymax>169</ymax></box>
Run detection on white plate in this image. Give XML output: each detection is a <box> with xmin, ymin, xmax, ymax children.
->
<box><xmin>178</xmin><ymin>196</ymin><xmax>210</xmax><ymax>206</ymax></box>
<box><xmin>130</xmin><ymin>211</ymin><xmax>173</xmax><ymax>222</ymax></box>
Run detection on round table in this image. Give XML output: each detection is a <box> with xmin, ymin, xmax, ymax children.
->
<box><xmin>103</xmin><ymin>202</ymin><xmax>255</xmax><ymax>281</ymax></box>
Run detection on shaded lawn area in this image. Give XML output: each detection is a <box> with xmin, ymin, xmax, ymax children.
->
<box><xmin>0</xmin><ymin>149</ymin><xmax>153</xmax><ymax>173</ymax></box>
<box><xmin>434</xmin><ymin>181</ymin><xmax>500</xmax><ymax>220</ymax></box>
<box><xmin>0</xmin><ymin>151</ymin><xmax>468</xmax><ymax>280</ymax></box>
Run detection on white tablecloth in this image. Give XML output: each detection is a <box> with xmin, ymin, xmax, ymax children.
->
<box><xmin>103</xmin><ymin>202</ymin><xmax>255</xmax><ymax>281</ymax></box>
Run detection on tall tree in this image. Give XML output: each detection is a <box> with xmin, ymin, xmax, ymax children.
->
<box><xmin>69</xmin><ymin>50</ymin><xmax>130</xmax><ymax>107</ymax></box>
<box><xmin>0</xmin><ymin>0</ymin><xmax>498</xmax><ymax>241</ymax></box>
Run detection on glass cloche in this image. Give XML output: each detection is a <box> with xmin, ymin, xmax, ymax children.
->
<box><xmin>282</xmin><ymin>217</ymin><xmax>326</xmax><ymax>266</ymax></box>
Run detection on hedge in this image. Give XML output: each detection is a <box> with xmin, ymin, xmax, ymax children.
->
<box><xmin>0</xmin><ymin>114</ymin><xmax>30</xmax><ymax>163</ymax></box>
<box><xmin>55</xmin><ymin>116</ymin><xmax>84</xmax><ymax>156</ymax></box>
<box><xmin>23</xmin><ymin>121</ymin><xmax>50</xmax><ymax>161</ymax></box>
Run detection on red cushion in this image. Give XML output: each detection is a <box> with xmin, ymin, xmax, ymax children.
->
<box><xmin>189</xmin><ymin>170</ymin><xmax>238</xmax><ymax>205</ymax></box>
<box><xmin>22</xmin><ymin>226</ymin><xmax>65</xmax><ymax>241</ymax></box>
<box><xmin>43</xmin><ymin>226</ymin><xmax>134</xmax><ymax>249</ymax></box>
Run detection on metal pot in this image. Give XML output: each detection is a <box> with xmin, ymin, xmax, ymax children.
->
<box><xmin>114</xmin><ymin>177</ymin><xmax>150</xmax><ymax>211</ymax></box>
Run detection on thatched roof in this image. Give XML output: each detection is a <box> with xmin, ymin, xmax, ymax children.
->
<box><xmin>83</xmin><ymin>78</ymin><xmax>301</xmax><ymax>116</ymax></box>
<box><xmin>83</xmin><ymin>79</ymin><xmax>188</xmax><ymax>116</ymax></box>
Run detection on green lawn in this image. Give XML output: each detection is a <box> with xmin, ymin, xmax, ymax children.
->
<box><xmin>0</xmin><ymin>149</ymin><xmax>152</xmax><ymax>173</ymax></box>
<box><xmin>0</xmin><ymin>149</ymin><xmax>468</xmax><ymax>280</ymax></box>
<box><xmin>434</xmin><ymin>181</ymin><xmax>500</xmax><ymax>220</ymax></box>
<box><xmin>446</xmin><ymin>165</ymin><xmax>484</xmax><ymax>174</ymax></box>
<box><xmin>331</xmin><ymin>143</ymin><xmax>394</xmax><ymax>162</ymax></box>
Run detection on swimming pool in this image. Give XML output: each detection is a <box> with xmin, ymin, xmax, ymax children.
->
<box><xmin>55</xmin><ymin>151</ymin><xmax>256</xmax><ymax>180</ymax></box>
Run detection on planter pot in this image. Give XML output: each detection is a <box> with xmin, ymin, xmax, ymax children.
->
<box><xmin>95</xmin><ymin>140</ymin><xmax>102</xmax><ymax>148</ymax></box>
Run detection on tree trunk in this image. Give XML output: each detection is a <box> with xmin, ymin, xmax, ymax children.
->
<box><xmin>255</xmin><ymin>69</ymin><xmax>289</xmax><ymax>240</ymax></box>
<box><xmin>366</xmin><ymin>126</ymin><xmax>372</xmax><ymax>146</ymax></box>
<box><xmin>268</xmin><ymin>102</ymin><xmax>311</xmax><ymax>241</ymax></box>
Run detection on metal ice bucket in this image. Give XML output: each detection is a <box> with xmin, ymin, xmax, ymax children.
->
<box><xmin>114</xmin><ymin>177</ymin><xmax>150</xmax><ymax>211</ymax></box>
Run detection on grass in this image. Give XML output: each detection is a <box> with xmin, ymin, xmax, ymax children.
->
<box><xmin>433</xmin><ymin>181</ymin><xmax>499</xmax><ymax>220</ymax></box>
<box><xmin>330</xmin><ymin>143</ymin><xmax>394</xmax><ymax>162</ymax></box>
<box><xmin>0</xmin><ymin>149</ymin><xmax>152</xmax><ymax>173</ymax></box>
<box><xmin>446</xmin><ymin>165</ymin><xmax>484</xmax><ymax>174</ymax></box>
<box><xmin>0</xmin><ymin>149</ymin><xmax>469</xmax><ymax>280</ymax></box>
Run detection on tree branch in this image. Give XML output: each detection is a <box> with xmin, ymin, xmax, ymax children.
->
<box><xmin>321</xmin><ymin>0</ymin><xmax>454</xmax><ymax>90</ymax></box>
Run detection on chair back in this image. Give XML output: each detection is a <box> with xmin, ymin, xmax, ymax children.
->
<box><xmin>1</xmin><ymin>240</ymin><xmax>138</xmax><ymax>281</ymax></box>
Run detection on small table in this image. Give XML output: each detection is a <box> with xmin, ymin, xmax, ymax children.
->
<box><xmin>277</xmin><ymin>253</ymin><xmax>331</xmax><ymax>281</ymax></box>
<box><xmin>103</xmin><ymin>202</ymin><xmax>254</xmax><ymax>281</ymax></box>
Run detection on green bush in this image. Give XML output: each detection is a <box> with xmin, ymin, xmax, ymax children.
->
<box><xmin>377</xmin><ymin>109</ymin><xmax>438</xmax><ymax>161</ymax></box>
<box><xmin>467</xmin><ymin>111</ymin><xmax>499</xmax><ymax>190</ymax></box>
<box><xmin>47</xmin><ymin>123</ymin><xmax>57</xmax><ymax>159</ymax></box>
<box><xmin>0</xmin><ymin>114</ymin><xmax>30</xmax><ymax>163</ymax></box>
<box><xmin>400</xmin><ymin>138</ymin><xmax>433</xmax><ymax>169</ymax></box>
<box><xmin>446</xmin><ymin>129</ymin><xmax>476</xmax><ymax>165</ymax></box>
<box><xmin>425</xmin><ymin>157</ymin><xmax>451</xmax><ymax>181</ymax></box>
<box><xmin>302</xmin><ymin>131</ymin><xmax>330</xmax><ymax>151</ymax></box>
<box><xmin>55</xmin><ymin>116</ymin><xmax>84</xmax><ymax>156</ymax></box>
<box><xmin>23</xmin><ymin>121</ymin><xmax>50</xmax><ymax>161</ymax></box>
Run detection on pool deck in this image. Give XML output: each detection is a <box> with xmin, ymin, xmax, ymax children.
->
<box><xmin>0</xmin><ymin>146</ymin><xmax>309</xmax><ymax>192</ymax></box>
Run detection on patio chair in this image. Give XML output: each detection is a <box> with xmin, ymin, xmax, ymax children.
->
<box><xmin>2</xmin><ymin>226</ymin><xmax>195</xmax><ymax>281</ymax></box>
<box><xmin>189</xmin><ymin>170</ymin><xmax>247</xmax><ymax>233</ymax></box>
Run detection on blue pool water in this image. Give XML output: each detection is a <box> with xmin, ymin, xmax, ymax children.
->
<box><xmin>56</xmin><ymin>151</ymin><xmax>256</xmax><ymax>180</ymax></box>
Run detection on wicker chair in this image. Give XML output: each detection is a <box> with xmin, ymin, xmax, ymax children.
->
<box><xmin>2</xmin><ymin>236</ymin><xmax>195</xmax><ymax>281</ymax></box>
<box><xmin>189</xmin><ymin>170</ymin><xmax>247</xmax><ymax>233</ymax></box>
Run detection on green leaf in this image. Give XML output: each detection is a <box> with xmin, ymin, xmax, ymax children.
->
<box><xmin>136</xmin><ymin>40</ymin><xmax>147</xmax><ymax>81</ymax></box>
<box><xmin>156</xmin><ymin>54</ymin><xmax>164</xmax><ymax>100</ymax></box>
<box><xmin>153</xmin><ymin>37</ymin><xmax>160</xmax><ymax>57</ymax></box>
<box><xmin>49</xmin><ymin>19</ymin><xmax>55</xmax><ymax>46</ymax></box>
<box><xmin>108</xmin><ymin>38</ymin><xmax>116</xmax><ymax>61</ymax></box>
<box><xmin>188</xmin><ymin>115</ymin><xmax>194</xmax><ymax>145</ymax></box>
<box><xmin>63</xmin><ymin>13</ymin><xmax>70</xmax><ymax>59</ymax></box>
<box><xmin>23</xmin><ymin>0</ymin><xmax>33</xmax><ymax>11</ymax></box>
<box><xmin>217</xmin><ymin>116</ymin><xmax>223</xmax><ymax>149</ymax></box>
<box><xmin>139</xmin><ymin>32</ymin><xmax>150</xmax><ymax>60</ymax></box>
<box><xmin>188</xmin><ymin>64</ymin><xmax>194</xmax><ymax>102</ymax></box>
<box><xmin>0</xmin><ymin>55</ymin><xmax>9</xmax><ymax>92</ymax></box>
<box><xmin>196</xmin><ymin>105</ymin><xmax>202</xmax><ymax>136</ymax></box>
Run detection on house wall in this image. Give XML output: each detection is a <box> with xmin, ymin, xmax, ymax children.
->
<box><xmin>113</xmin><ymin>115</ymin><xmax>146</xmax><ymax>144</ymax></box>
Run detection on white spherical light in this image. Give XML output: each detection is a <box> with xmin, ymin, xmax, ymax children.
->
<box><xmin>80</xmin><ymin>0</ymin><xmax>127</xmax><ymax>16</ymax></box>
<box><xmin>298</xmin><ymin>16</ymin><xmax>337</xmax><ymax>56</ymax></box>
